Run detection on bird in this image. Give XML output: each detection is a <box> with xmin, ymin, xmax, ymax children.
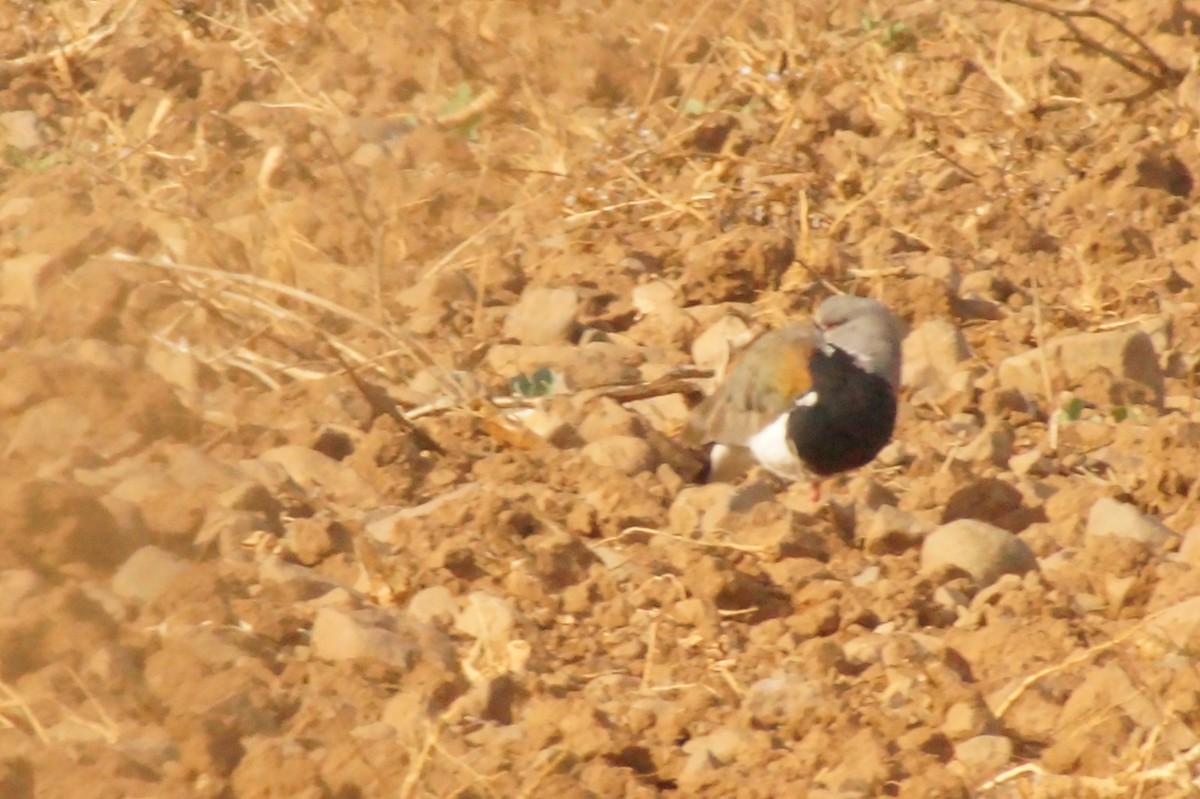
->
<box><xmin>684</xmin><ymin>295</ymin><xmax>903</xmax><ymax>492</ymax></box>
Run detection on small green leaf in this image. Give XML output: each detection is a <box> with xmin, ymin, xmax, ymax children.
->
<box><xmin>682</xmin><ymin>98</ymin><xmax>707</xmax><ymax>116</ymax></box>
<box><xmin>510</xmin><ymin>373</ymin><xmax>533</xmax><ymax>396</ymax></box>
<box><xmin>441</xmin><ymin>82</ymin><xmax>475</xmax><ymax>115</ymax></box>
<box><xmin>510</xmin><ymin>368</ymin><xmax>559</xmax><ymax>398</ymax></box>
<box><xmin>1063</xmin><ymin>396</ymin><xmax>1085</xmax><ymax>421</ymax></box>
<box><xmin>441</xmin><ymin>83</ymin><xmax>482</xmax><ymax>141</ymax></box>
<box><xmin>1112</xmin><ymin>405</ymin><xmax>1129</xmax><ymax>423</ymax></box>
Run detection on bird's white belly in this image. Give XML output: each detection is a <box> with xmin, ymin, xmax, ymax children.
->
<box><xmin>746</xmin><ymin>412</ymin><xmax>808</xmax><ymax>480</ymax></box>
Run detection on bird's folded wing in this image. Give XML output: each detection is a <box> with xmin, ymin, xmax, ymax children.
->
<box><xmin>684</xmin><ymin>324</ymin><xmax>818</xmax><ymax>446</ymax></box>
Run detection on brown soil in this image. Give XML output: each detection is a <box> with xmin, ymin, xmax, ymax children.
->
<box><xmin>2</xmin><ymin>1</ymin><xmax>1200</xmax><ymax>797</ymax></box>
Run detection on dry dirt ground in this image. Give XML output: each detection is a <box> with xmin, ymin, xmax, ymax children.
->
<box><xmin>3</xmin><ymin>0</ymin><xmax>1200</xmax><ymax>797</ymax></box>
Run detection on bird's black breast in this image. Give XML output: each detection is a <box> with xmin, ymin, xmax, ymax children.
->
<box><xmin>786</xmin><ymin>346</ymin><xmax>897</xmax><ymax>476</ymax></box>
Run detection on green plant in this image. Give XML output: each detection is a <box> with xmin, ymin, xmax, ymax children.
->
<box><xmin>510</xmin><ymin>367</ymin><xmax>557</xmax><ymax>398</ymax></box>
<box><xmin>861</xmin><ymin>11</ymin><xmax>917</xmax><ymax>52</ymax></box>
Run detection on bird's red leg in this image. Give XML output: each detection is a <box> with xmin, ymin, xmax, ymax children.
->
<box><xmin>809</xmin><ymin>480</ymin><xmax>822</xmax><ymax>503</ymax></box>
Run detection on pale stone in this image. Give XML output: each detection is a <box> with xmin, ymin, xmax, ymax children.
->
<box><xmin>502</xmin><ymin>286</ymin><xmax>579</xmax><ymax>344</ymax></box>
<box><xmin>1086</xmin><ymin>497</ymin><xmax>1174</xmax><ymax>550</ymax></box>
<box><xmin>998</xmin><ymin>329</ymin><xmax>1163</xmax><ymax>405</ymax></box>
<box><xmin>902</xmin><ymin>318</ymin><xmax>971</xmax><ymax>392</ymax></box>
<box><xmin>920</xmin><ymin>519</ymin><xmax>1038</xmax><ymax>587</ymax></box>
<box><xmin>112</xmin><ymin>546</ymin><xmax>189</xmax><ymax>603</ymax></box>
<box><xmin>581</xmin><ymin>435</ymin><xmax>657</xmax><ymax>475</ymax></box>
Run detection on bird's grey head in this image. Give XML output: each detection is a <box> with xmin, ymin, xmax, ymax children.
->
<box><xmin>815</xmin><ymin>295</ymin><xmax>903</xmax><ymax>388</ymax></box>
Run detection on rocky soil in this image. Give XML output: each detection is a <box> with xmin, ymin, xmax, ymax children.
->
<box><xmin>2</xmin><ymin>0</ymin><xmax>1200</xmax><ymax>796</ymax></box>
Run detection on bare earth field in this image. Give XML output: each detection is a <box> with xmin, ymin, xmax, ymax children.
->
<box><xmin>3</xmin><ymin>0</ymin><xmax>1200</xmax><ymax>796</ymax></box>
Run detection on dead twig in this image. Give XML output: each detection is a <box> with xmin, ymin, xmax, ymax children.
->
<box><xmin>598</xmin><ymin>526</ymin><xmax>768</xmax><ymax>554</ymax></box>
<box><xmin>2</xmin><ymin>0</ymin><xmax>138</xmax><ymax>71</ymax></box>
<box><xmin>983</xmin><ymin>0</ymin><xmax>1185</xmax><ymax>90</ymax></box>
<box><xmin>0</xmin><ymin>680</ymin><xmax>50</xmax><ymax>744</ymax></box>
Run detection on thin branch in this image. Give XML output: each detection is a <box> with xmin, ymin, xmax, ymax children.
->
<box><xmin>984</xmin><ymin>0</ymin><xmax>1186</xmax><ymax>89</ymax></box>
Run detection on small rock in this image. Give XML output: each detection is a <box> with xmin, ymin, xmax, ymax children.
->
<box><xmin>407</xmin><ymin>367</ymin><xmax>483</xmax><ymax>402</ymax></box>
<box><xmin>408</xmin><ymin>586</ymin><xmax>457</xmax><ymax>626</ymax></box>
<box><xmin>920</xmin><ymin>519</ymin><xmax>1038</xmax><ymax>587</ymax></box>
<box><xmin>112</xmin><ymin>546</ymin><xmax>190</xmax><ymax>604</ymax></box>
<box><xmin>957</xmin><ymin>269</ymin><xmax>1006</xmax><ymax>300</ymax></box>
<box><xmin>576</xmin><ymin>397</ymin><xmax>642</xmax><ymax>441</ymax></box>
<box><xmin>1085</xmin><ymin>497</ymin><xmax>1174</xmax><ymax>550</ymax></box>
<box><xmin>814</xmin><ymin>727</ymin><xmax>891</xmax><ymax>795</ymax></box>
<box><xmin>953</xmin><ymin>734</ymin><xmax>1013</xmax><ymax>773</ymax></box>
<box><xmin>954</xmin><ymin>294</ymin><xmax>1006</xmax><ymax>321</ymax></box>
<box><xmin>1105</xmin><ymin>573</ymin><xmax>1137</xmax><ymax>608</ymax></box>
<box><xmin>843</xmin><ymin>634</ymin><xmax>886</xmax><ymax>668</ymax></box>
<box><xmin>0</xmin><ymin>253</ymin><xmax>56</xmax><ymax>309</ymax></box>
<box><xmin>1143</xmin><ymin>595</ymin><xmax>1200</xmax><ymax>656</ymax></box>
<box><xmin>167</xmin><ymin>446</ymin><xmax>248</xmax><ymax>491</ymax></box>
<box><xmin>3</xmin><ymin>398</ymin><xmax>91</xmax><ymax>462</ymax></box>
<box><xmin>0</xmin><ymin>196</ymin><xmax>33</xmax><ymax>223</ymax></box>
<box><xmin>194</xmin><ymin>508</ymin><xmax>273</xmax><ymax>558</ymax></box>
<box><xmin>625</xmin><ymin>393</ymin><xmax>690</xmax><ymax>434</ymax></box>
<box><xmin>670</xmin><ymin>596</ymin><xmax>720</xmax><ymax>634</ymax></box>
<box><xmin>310</xmin><ymin>607</ymin><xmax>420</xmax><ymax>669</ymax></box>
<box><xmin>998</xmin><ymin>329</ymin><xmax>1164</xmax><ymax>406</ymax></box>
<box><xmin>0</xmin><ymin>110</ymin><xmax>44</xmax><ymax>151</ymax></box>
<box><xmin>668</xmin><ymin>482</ymin><xmax>772</xmax><ymax>534</ymax></box>
<box><xmin>303</xmin><ymin>586</ymin><xmax>361</xmax><ymax>611</ymax></box>
<box><xmin>108</xmin><ymin>470</ymin><xmax>205</xmax><ymax>545</ymax></box>
<box><xmin>259</xmin><ymin>557</ymin><xmax>345</xmax><ymax>598</ymax></box>
<box><xmin>1137</xmin><ymin>314</ymin><xmax>1172</xmax><ymax>356</ymax></box>
<box><xmin>1073</xmin><ymin>592</ymin><xmax>1107</xmax><ymax>614</ymax></box>
<box><xmin>363</xmin><ymin>485</ymin><xmax>483</xmax><ymax>545</ymax></box>
<box><xmin>1178</xmin><ymin>524</ymin><xmax>1200</xmax><ymax>565</ymax></box>
<box><xmin>631</xmin><ymin>280</ymin><xmax>680</xmax><ymax>315</ymax></box>
<box><xmin>679</xmin><ymin>727</ymin><xmax>759</xmax><ymax>787</ymax></box>
<box><xmin>626</xmin><ymin>306</ymin><xmax>696</xmax><ymax>350</ymax></box>
<box><xmin>911</xmin><ymin>256</ymin><xmax>961</xmax><ymax>295</ymax></box>
<box><xmin>145</xmin><ymin>342</ymin><xmax>207</xmax><ymax>396</ymax></box>
<box><xmin>933</xmin><ymin>584</ymin><xmax>971</xmax><ymax>614</ymax></box>
<box><xmin>217</xmin><ymin>481</ymin><xmax>282</xmax><ymax>516</ymax></box>
<box><xmin>1008</xmin><ymin>448</ymin><xmax>1051</xmax><ymax>476</ymax></box>
<box><xmin>454</xmin><ymin>591</ymin><xmax>517</xmax><ymax>656</ymax></box>
<box><xmin>678</xmin><ymin>228</ymin><xmax>794</xmax><ymax>304</ymax></box>
<box><xmin>901</xmin><ymin>318</ymin><xmax>971</xmax><ymax>393</ymax></box>
<box><xmin>350</xmin><ymin>721</ymin><xmax>398</xmax><ymax>740</ymax></box>
<box><xmin>0</xmin><ymin>569</ymin><xmax>43</xmax><ymax>615</ymax></box>
<box><xmin>742</xmin><ymin>675</ymin><xmax>824</xmax><ymax>729</ymax></box>
<box><xmin>581</xmin><ymin>435</ymin><xmax>657</xmax><ymax>475</ymax></box>
<box><xmin>118</xmin><ymin>730</ymin><xmax>181</xmax><ymax>772</ymax></box>
<box><xmin>257</xmin><ymin>445</ymin><xmax>379</xmax><ymax>506</ymax></box>
<box><xmin>4</xmin><ymin>479</ymin><xmax>130</xmax><ymax>570</ymax></box>
<box><xmin>502</xmin><ymin>286</ymin><xmax>579</xmax><ymax>344</ymax></box>
<box><xmin>284</xmin><ymin>517</ymin><xmax>339</xmax><ymax>565</ymax></box>
<box><xmin>850</xmin><ymin>565</ymin><xmax>881</xmax><ymax>586</ymax></box>
<box><xmin>1042</xmin><ymin>484</ymin><xmax>1095</xmax><ymax>525</ymax></box>
<box><xmin>399</xmin><ymin>268</ymin><xmax>476</xmax><ymax>308</ymax></box>
<box><xmin>858</xmin><ymin>505</ymin><xmax>932</xmax><ymax>554</ymax></box>
<box><xmin>942</xmin><ymin>478</ymin><xmax>1028</xmax><ymax>531</ymax></box>
<box><xmin>845</xmin><ymin>475</ymin><xmax>900</xmax><ymax>511</ymax></box>
<box><xmin>942</xmin><ymin>699</ymin><xmax>999</xmax><ymax>741</ymax></box>
<box><xmin>516</xmin><ymin>406</ymin><xmax>581</xmax><ymax>447</ymax></box>
<box><xmin>691</xmin><ymin>315</ymin><xmax>753</xmax><ymax>375</ymax></box>
<box><xmin>951</xmin><ymin>424</ymin><xmax>1015</xmax><ymax>468</ymax></box>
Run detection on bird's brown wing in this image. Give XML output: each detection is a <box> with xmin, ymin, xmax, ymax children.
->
<box><xmin>684</xmin><ymin>323</ymin><xmax>818</xmax><ymax>446</ymax></box>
